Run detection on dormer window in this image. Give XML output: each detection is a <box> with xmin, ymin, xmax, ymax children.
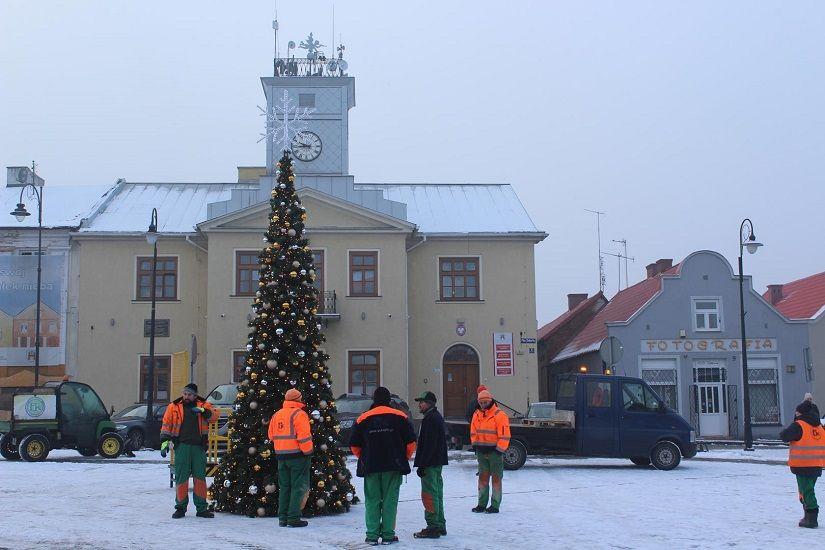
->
<box><xmin>299</xmin><ymin>93</ymin><xmax>316</xmax><ymax>108</ymax></box>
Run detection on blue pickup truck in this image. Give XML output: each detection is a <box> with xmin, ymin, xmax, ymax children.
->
<box><xmin>446</xmin><ymin>374</ymin><xmax>697</xmax><ymax>471</ymax></box>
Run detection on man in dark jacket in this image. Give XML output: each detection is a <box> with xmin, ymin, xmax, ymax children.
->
<box><xmin>412</xmin><ymin>391</ymin><xmax>448</xmax><ymax>539</ymax></box>
<box><xmin>350</xmin><ymin>387</ymin><xmax>417</xmax><ymax>546</ymax></box>
<box><xmin>465</xmin><ymin>384</ymin><xmax>487</xmax><ymax>422</ymax></box>
<box><xmin>780</xmin><ymin>393</ymin><xmax>824</xmax><ymax>528</ymax></box>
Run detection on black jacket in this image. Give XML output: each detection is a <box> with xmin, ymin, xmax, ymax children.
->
<box><xmin>780</xmin><ymin>403</ymin><xmax>822</xmax><ymax>477</ymax></box>
<box><xmin>349</xmin><ymin>405</ymin><xmax>417</xmax><ymax>477</ymax></box>
<box><xmin>414</xmin><ymin>406</ymin><xmax>448</xmax><ymax>468</ymax></box>
<box><xmin>465</xmin><ymin>399</ymin><xmax>480</xmax><ymax>423</ymax></box>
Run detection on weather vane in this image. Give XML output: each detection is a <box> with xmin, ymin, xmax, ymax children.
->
<box><xmin>299</xmin><ymin>32</ymin><xmax>324</xmax><ymax>60</ymax></box>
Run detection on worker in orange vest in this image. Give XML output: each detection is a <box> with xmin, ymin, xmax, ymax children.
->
<box><xmin>469</xmin><ymin>389</ymin><xmax>511</xmax><ymax>513</ymax></box>
<box><xmin>780</xmin><ymin>393</ymin><xmax>824</xmax><ymax>528</ymax></box>
<box><xmin>268</xmin><ymin>388</ymin><xmax>314</xmax><ymax>528</ymax></box>
<box><xmin>160</xmin><ymin>383</ymin><xmax>216</xmax><ymax>519</ymax></box>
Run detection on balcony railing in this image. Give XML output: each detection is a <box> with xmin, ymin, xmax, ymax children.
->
<box><xmin>274</xmin><ymin>56</ymin><xmax>348</xmax><ymax>78</ymax></box>
<box><xmin>316</xmin><ymin>290</ymin><xmax>338</xmax><ymax>317</ymax></box>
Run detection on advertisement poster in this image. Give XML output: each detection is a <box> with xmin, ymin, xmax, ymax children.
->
<box><xmin>0</xmin><ymin>254</ymin><xmax>66</xmax><ymax>367</ymax></box>
<box><xmin>493</xmin><ymin>332</ymin><xmax>514</xmax><ymax>377</ymax></box>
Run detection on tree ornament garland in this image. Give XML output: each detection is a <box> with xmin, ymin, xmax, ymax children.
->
<box><xmin>210</xmin><ymin>150</ymin><xmax>357</xmax><ymax>517</ymax></box>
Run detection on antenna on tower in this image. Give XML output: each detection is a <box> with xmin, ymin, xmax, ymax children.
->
<box><xmin>585</xmin><ymin>209</ymin><xmax>606</xmax><ymax>293</ymax></box>
<box><xmin>272</xmin><ymin>3</ymin><xmax>279</xmax><ymax>76</ymax></box>
<box><xmin>611</xmin><ymin>239</ymin><xmax>634</xmax><ymax>290</ymax></box>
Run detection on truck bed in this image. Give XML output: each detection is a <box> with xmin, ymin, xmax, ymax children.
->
<box><xmin>445</xmin><ymin>419</ymin><xmax>577</xmax><ymax>455</ymax></box>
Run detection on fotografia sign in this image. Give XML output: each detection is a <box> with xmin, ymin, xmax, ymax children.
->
<box><xmin>641</xmin><ymin>338</ymin><xmax>778</xmax><ymax>353</ymax></box>
<box><xmin>493</xmin><ymin>332</ymin><xmax>514</xmax><ymax>377</ymax></box>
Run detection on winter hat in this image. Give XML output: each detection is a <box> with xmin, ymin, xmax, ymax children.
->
<box><xmin>285</xmin><ymin>388</ymin><xmax>303</xmax><ymax>402</ymax></box>
<box><xmin>477</xmin><ymin>384</ymin><xmax>488</xmax><ymax>394</ymax></box>
<box><xmin>183</xmin><ymin>383</ymin><xmax>198</xmax><ymax>395</ymax></box>
<box><xmin>373</xmin><ymin>386</ymin><xmax>392</xmax><ymax>406</ymax></box>
<box><xmin>478</xmin><ymin>389</ymin><xmax>493</xmax><ymax>403</ymax></box>
<box><xmin>796</xmin><ymin>399</ymin><xmax>817</xmax><ymax>417</ymax></box>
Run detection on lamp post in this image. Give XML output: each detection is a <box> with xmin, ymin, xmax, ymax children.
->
<box><xmin>145</xmin><ymin>208</ymin><xmax>159</xmax><ymax>423</ymax></box>
<box><xmin>9</xmin><ymin>164</ymin><xmax>44</xmax><ymax>387</ymax></box>
<box><xmin>738</xmin><ymin>218</ymin><xmax>763</xmax><ymax>451</ymax></box>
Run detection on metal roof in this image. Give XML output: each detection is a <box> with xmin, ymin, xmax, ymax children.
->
<box><xmin>0</xmin><ymin>184</ymin><xmax>114</xmax><ymax>229</ymax></box>
<box><xmin>80</xmin><ymin>182</ymin><xmax>258</xmax><ymax>233</ymax></box>
<box><xmin>358</xmin><ymin>184</ymin><xmax>542</xmax><ymax>235</ymax></box>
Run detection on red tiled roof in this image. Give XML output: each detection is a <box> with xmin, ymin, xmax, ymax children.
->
<box><xmin>538</xmin><ymin>293</ymin><xmax>606</xmax><ymax>340</ymax></box>
<box><xmin>763</xmin><ymin>271</ymin><xmax>825</xmax><ymax>320</ymax></box>
<box><xmin>552</xmin><ymin>264</ymin><xmax>681</xmax><ymax>361</ymax></box>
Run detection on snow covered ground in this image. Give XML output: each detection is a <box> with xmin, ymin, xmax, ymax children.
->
<box><xmin>0</xmin><ymin>449</ymin><xmax>820</xmax><ymax>549</ymax></box>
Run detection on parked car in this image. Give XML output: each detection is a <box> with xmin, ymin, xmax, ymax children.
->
<box><xmin>113</xmin><ymin>404</ymin><xmax>166</xmax><ymax>450</ymax></box>
<box><xmin>335</xmin><ymin>393</ymin><xmax>412</xmax><ymax>447</ymax></box>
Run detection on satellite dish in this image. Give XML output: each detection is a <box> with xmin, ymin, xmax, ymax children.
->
<box><xmin>338</xmin><ymin>59</ymin><xmax>348</xmax><ymax>72</ymax></box>
<box><xmin>327</xmin><ymin>60</ymin><xmax>338</xmax><ymax>72</ymax></box>
<box><xmin>287</xmin><ymin>40</ymin><xmax>296</xmax><ymax>49</ymax></box>
<box><xmin>599</xmin><ymin>336</ymin><xmax>624</xmax><ymax>367</ymax></box>
<box><xmin>16</xmin><ymin>167</ymin><xmax>28</xmax><ymax>184</ymax></box>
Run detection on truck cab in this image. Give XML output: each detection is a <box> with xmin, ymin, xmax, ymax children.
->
<box><xmin>556</xmin><ymin>374</ymin><xmax>697</xmax><ymax>468</ymax></box>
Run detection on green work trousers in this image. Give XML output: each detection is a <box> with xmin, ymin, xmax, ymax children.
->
<box><xmin>797</xmin><ymin>475</ymin><xmax>819</xmax><ymax>510</ymax></box>
<box><xmin>174</xmin><ymin>443</ymin><xmax>208</xmax><ymax>513</ymax></box>
<box><xmin>476</xmin><ymin>451</ymin><xmax>504</xmax><ymax>509</ymax></box>
<box><xmin>364</xmin><ymin>471</ymin><xmax>402</xmax><ymax>540</ymax></box>
<box><xmin>420</xmin><ymin>466</ymin><xmax>446</xmax><ymax>530</ymax></box>
<box><xmin>278</xmin><ymin>455</ymin><xmax>312</xmax><ymax>522</ymax></box>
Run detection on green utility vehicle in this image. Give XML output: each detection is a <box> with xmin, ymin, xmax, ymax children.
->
<box><xmin>0</xmin><ymin>381</ymin><xmax>124</xmax><ymax>462</ymax></box>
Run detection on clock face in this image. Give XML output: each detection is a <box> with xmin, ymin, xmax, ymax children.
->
<box><xmin>291</xmin><ymin>131</ymin><xmax>322</xmax><ymax>162</ymax></box>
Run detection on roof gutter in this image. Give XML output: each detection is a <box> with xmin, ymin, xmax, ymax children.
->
<box><xmin>185</xmin><ymin>235</ymin><xmax>208</xmax><ymax>254</ymax></box>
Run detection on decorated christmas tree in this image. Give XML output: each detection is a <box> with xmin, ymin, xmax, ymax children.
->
<box><xmin>210</xmin><ymin>150</ymin><xmax>357</xmax><ymax>517</ymax></box>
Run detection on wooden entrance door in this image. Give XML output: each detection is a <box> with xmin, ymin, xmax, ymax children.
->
<box><xmin>443</xmin><ymin>344</ymin><xmax>480</xmax><ymax>418</ymax></box>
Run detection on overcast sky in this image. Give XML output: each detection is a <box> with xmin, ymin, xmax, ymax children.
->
<box><xmin>2</xmin><ymin>1</ymin><xmax>823</xmax><ymax>325</ymax></box>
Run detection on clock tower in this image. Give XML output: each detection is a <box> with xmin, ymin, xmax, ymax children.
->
<box><xmin>261</xmin><ymin>69</ymin><xmax>354</xmax><ymax>176</ymax></box>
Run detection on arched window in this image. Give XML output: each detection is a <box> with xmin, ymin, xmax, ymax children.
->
<box><xmin>443</xmin><ymin>344</ymin><xmax>479</xmax><ymax>364</ymax></box>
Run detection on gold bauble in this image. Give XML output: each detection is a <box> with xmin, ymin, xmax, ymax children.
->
<box><xmin>317</xmin><ymin>480</ymin><xmax>325</xmax><ymax>488</ymax></box>
<box><xmin>274</xmin><ymin>243</ymin><xmax>281</xmax><ymax>249</ymax></box>
<box><xmin>247</xmin><ymin>359</ymin><xmax>254</xmax><ymax>365</ymax></box>
<box><xmin>311</xmin><ymin>308</ymin><xmax>318</xmax><ymax>314</ymax></box>
<box><xmin>262</xmin><ymin>333</ymin><xmax>268</xmax><ymax>338</ymax></box>
<box><xmin>282</xmin><ymin>302</ymin><xmax>290</xmax><ymax>309</ymax></box>
<box><xmin>328</xmin><ymin>459</ymin><xmax>334</xmax><ymax>466</ymax></box>
<box><xmin>289</xmin><ymin>175</ymin><xmax>295</xmax><ymax>182</ymax></box>
<box><xmin>261</xmin><ymin>313</ymin><xmax>268</xmax><ymax>318</ymax></box>
<box><xmin>254</xmin><ymin>464</ymin><xmax>261</xmax><ymax>471</ymax></box>
<box><xmin>301</xmin><ymin>213</ymin><xmax>307</xmax><ymax>221</ymax></box>
<box><xmin>290</xmin><ymin>271</ymin><xmax>297</xmax><ymax>278</ymax></box>
<box><xmin>297</xmin><ymin>319</ymin><xmax>305</xmax><ymax>326</ymax></box>
<box><xmin>251</xmin><ymin>373</ymin><xmax>258</xmax><ymax>380</ymax></box>
<box><xmin>237</xmin><ymin>392</ymin><xmax>246</xmax><ymax>398</ymax></box>
<box><xmin>312</xmin><ymin>373</ymin><xmax>319</xmax><ymax>379</ymax></box>
<box><xmin>259</xmin><ymin>389</ymin><xmax>266</xmax><ymax>396</ymax></box>
<box><xmin>325</xmin><ymin>416</ymin><xmax>331</xmax><ymax>422</ymax></box>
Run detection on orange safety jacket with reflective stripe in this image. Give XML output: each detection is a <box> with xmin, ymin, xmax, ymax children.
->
<box><xmin>788</xmin><ymin>420</ymin><xmax>825</xmax><ymax>468</ymax></box>
<box><xmin>268</xmin><ymin>400</ymin><xmax>314</xmax><ymax>457</ymax></box>
<box><xmin>160</xmin><ymin>398</ymin><xmax>215</xmax><ymax>441</ymax></box>
<box><xmin>470</xmin><ymin>403</ymin><xmax>511</xmax><ymax>453</ymax></box>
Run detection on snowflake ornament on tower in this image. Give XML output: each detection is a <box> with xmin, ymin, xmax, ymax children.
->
<box><xmin>258</xmin><ymin>90</ymin><xmax>315</xmax><ymax>168</ymax></box>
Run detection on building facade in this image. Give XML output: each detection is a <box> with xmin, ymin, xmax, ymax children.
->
<box><xmin>4</xmin><ymin>51</ymin><xmax>546</xmax><ymax>416</ymax></box>
<box><xmin>547</xmin><ymin>251</ymin><xmax>813</xmax><ymax>440</ymax></box>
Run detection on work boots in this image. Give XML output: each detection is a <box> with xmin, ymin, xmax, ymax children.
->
<box><xmin>799</xmin><ymin>508</ymin><xmax>819</xmax><ymax>528</ymax></box>
<box><xmin>172</xmin><ymin>509</ymin><xmax>186</xmax><ymax>519</ymax></box>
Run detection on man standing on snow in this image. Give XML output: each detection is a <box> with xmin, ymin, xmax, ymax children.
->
<box><xmin>470</xmin><ymin>389</ymin><xmax>510</xmax><ymax>514</ymax></box>
<box><xmin>412</xmin><ymin>391</ymin><xmax>448</xmax><ymax>539</ymax></box>
<box><xmin>160</xmin><ymin>383</ymin><xmax>216</xmax><ymax>519</ymax></box>
<box><xmin>780</xmin><ymin>393</ymin><xmax>824</xmax><ymax>528</ymax></box>
<box><xmin>268</xmin><ymin>388</ymin><xmax>314</xmax><ymax>528</ymax></box>
<box><xmin>350</xmin><ymin>386</ymin><xmax>417</xmax><ymax>545</ymax></box>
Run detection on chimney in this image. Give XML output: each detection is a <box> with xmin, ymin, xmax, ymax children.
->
<box><xmin>567</xmin><ymin>293</ymin><xmax>588</xmax><ymax>311</ymax></box>
<box><xmin>767</xmin><ymin>284</ymin><xmax>784</xmax><ymax>305</ymax></box>
<box><xmin>646</xmin><ymin>259</ymin><xmax>674</xmax><ymax>279</ymax></box>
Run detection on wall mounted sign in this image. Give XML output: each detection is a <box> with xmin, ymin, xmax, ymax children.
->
<box><xmin>641</xmin><ymin>338</ymin><xmax>777</xmax><ymax>353</ymax></box>
<box><xmin>493</xmin><ymin>332</ymin><xmax>514</xmax><ymax>377</ymax></box>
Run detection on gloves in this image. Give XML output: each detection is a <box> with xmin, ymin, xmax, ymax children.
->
<box><xmin>160</xmin><ymin>440</ymin><xmax>170</xmax><ymax>458</ymax></box>
<box><xmin>416</xmin><ymin>467</ymin><xmax>426</xmax><ymax>478</ymax></box>
<box><xmin>192</xmin><ymin>406</ymin><xmax>205</xmax><ymax>414</ymax></box>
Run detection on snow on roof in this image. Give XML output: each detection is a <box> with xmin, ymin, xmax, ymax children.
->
<box><xmin>80</xmin><ymin>182</ymin><xmax>258</xmax><ymax>234</ymax></box>
<box><xmin>358</xmin><ymin>184</ymin><xmax>542</xmax><ymax>235</ymax></box>
<box><xmin>0</xmin><ymin>184</ymin><xmax>115</xmax><ymax>229</ymax></box>
<box><xmin>763</xmin><ymin>271</ymin><xmax>825</xmax><ymax>320</ymax></box>
<box><xmin>552</xmin><ymin>264</ymin><xmax>681</xmax><ymax>362</ymax></box>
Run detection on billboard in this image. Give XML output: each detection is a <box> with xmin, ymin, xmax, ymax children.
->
<box><xmin>0</xmin><ymin>254</ymin><xmax>66</xmax><ymax>367</ymax></box>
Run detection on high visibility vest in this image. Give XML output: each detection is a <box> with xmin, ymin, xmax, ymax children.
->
<box><xmin>470</xmin><ymin>404</ymin><xmax>511</xmax><ymax>453</ymax></box>
<box><xmin>788</xmin><ymin>421</ymin><xmax>825</xmax><ymax>468</ymax></box>
<box><xmin>268</xmin><ymin>400</ymin><xmax>313</xmax><ymax>456</ymax></box>
<box><xmin>160</xmin><ymin>399</ymin><xmax>215</xmax><ymax>440</ymax></box>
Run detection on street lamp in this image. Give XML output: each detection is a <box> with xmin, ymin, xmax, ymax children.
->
<box><xmin>738</xmin><ymin>218</ymin><xmax>763</xmax><ymax>451</ymax></box>
<box><xmin>9</xmin><ymin>165</ymin><xmax>44</xmax><ymax>387</ymax></box>
<box><xmin>145</xmin><ymin>208</ymin><xmax>159</xmax><ymax>423</ymax></box>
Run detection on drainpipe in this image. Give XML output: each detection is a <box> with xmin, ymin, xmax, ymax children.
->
<box><xmin>185</xmin><ymin>235</ymin><xmax>208</xmax><ymax>254</ymax></box>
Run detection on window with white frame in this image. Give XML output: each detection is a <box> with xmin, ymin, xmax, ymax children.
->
<box><xmin>692</xmin><ymin>298</ymin><xmax>721</xmax><ymax>331</ymax></box>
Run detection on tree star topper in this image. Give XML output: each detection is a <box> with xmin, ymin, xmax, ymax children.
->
<box><xmin>258</xmin><ymin>90</ymin><xmax>315</xmax><ymax>153</ymax></box>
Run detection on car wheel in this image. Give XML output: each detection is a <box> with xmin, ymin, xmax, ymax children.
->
<box><xmin>127</xmin><ymin>428</ymin><xmax>145</xmax><ymax>450</ymax></box>
<box><xmin>0</xmin><ymin>433</ymin><xmax>20</xmax><ymax>460</ymax></box>
<box><xmin>630</xmin><ymin>457</ymin><xmax>651</xmax><ymax>467</ymax></box>
<box><xmin>651</xmin><ymin>441</ymin><xmax>681</xmax><ymax>471</ymax></box>
<box><xmin>19</xmin><ymin>434</ymin><xmax>50</xmax><ymax>462</ymax></box>
<box><xmin>502</xmin><ymin>440</ymin><xmax>528</xmax><ymax>471</ymax></box>
<box><xmin>98</xmin><ymin>432</ymin><xmax>124</xmax><ymax>459</ymax></box>
<box><xmin>78</xmin><ymin>447</ymin><xmax>97</xmax><ymax>457</ymax></box>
